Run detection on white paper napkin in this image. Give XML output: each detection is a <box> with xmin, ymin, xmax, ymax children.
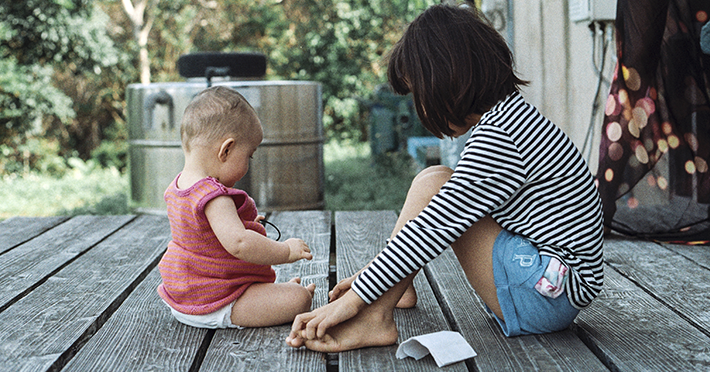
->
<box><xmin>395</xmin><ymin>330</ymin><xmax>476</xmax><ymax>367</ymax></box>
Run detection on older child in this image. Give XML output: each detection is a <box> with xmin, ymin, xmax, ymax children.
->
<box><xmin>287</xmin><ymin>4</ymin><xmax>604</xmax><ymax>351</ymax></box>
<box><xmin>158</xmin><ymin>86</ymin><xmax>315</xmax><ymax>329</ymax></box>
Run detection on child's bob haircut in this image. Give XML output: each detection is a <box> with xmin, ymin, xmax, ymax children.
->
<box><xmin>387</xmin><ymin>4</ymin><xmax>528</xmax><ymax>138</ymax></box>
<box><xmin>180</xmin><ymin>86</ymin><xmax>257</xmax><ymax>152</ymax></box>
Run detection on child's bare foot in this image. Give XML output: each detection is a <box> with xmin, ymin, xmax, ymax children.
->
<box><xmin>395</xmin><ymin>284</ymin><xmax>417</xmax><ymax>308</ymax></box>
<box><xmin>287</xmin><ymin>305</ymin><xmax>398</xmax><ymax>352</ymax></box>
<box><xmin>305</xmin><ymin>283</ymin><xmax>316</xmax><ymax>296</ymax></box>
<box><xmin>289</xmin><ymin>277</ymin><xmax>316</xmax><ymax>296</ymax></box>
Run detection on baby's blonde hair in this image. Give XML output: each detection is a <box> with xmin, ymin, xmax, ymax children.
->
<box><xmin>180</xmin><ymin>86</ymin><xmax>257</xmax><ymax>152</ymax></box>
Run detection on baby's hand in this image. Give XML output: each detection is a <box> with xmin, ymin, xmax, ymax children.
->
<box><xmin>255</xmin><ymin>215</ymin><xmax>265</xmax><ymax>223</ymax></box>
<box><xmin>285</xmin><ymin>238</ymin><xmax>313</xmax><ymax>263</ymax></box>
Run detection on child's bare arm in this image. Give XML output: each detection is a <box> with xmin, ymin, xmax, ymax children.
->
<box><xmin>205</xmin><ymin>195</ymin><xmax>312</xmax><ymax>265</ymax></box>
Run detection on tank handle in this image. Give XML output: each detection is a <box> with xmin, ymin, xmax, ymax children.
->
<box><xmin>205</xmin><ymin>66</ymin><xmax>230</xmax><ymax>87</ymax></box>
<box><xmin>143</xmin><ymin>90</ymin><xmax>175</xmax><ymax>130</ymax></box>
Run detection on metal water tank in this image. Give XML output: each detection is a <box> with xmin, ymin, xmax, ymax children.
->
<box><xmin>126</xmin><ymin>53</ymin><xmax>324</xmax><ymax>213</ymax></box>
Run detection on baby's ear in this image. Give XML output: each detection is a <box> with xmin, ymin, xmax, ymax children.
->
<box><xmin>218</xmin><ymin>138</ymin><xmax>236</xmax><ymax>162</ymax></box>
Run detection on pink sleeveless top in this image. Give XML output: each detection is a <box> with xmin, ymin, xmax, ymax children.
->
<box><xmin>157</xmin><ymin>175</ymin><xmax>275</xmax><ymax>315</ymax></box>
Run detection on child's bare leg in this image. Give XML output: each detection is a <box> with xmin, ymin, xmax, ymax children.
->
<box><xmin>451</xmin><ymin>215</ymin><xmax>503</xmax><ymax>319</ymax></box>
<box><xmin>400</xmin><ymin>167</ymin><xmax>500</xmax><ymax>318</ymax></box>
<box><xmin>231</xmin><ymin>278</ymin><xmax>315</xmax><ymax>327</ymax></box>
<box><xmin>291</xmin><ymin>166</ymin><xmax>460</xmax><ymax>351</ymax></box>
<box><xmin>394</xmin><ymin>166</ymin><xmax>455</xmax><ymax>308</ymax></box>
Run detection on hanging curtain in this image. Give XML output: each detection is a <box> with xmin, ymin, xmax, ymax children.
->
<box><xmin>596</xmin><ymin>0</ymin><xmax>710</xmax><ymax>243</ymax></box>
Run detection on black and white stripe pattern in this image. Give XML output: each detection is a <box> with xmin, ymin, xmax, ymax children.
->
<box><xmin>351</xmin><ymin>92</ymin><xmax>604</xmax><ymax>309</ymax></box>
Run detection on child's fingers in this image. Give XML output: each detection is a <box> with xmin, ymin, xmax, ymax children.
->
<box><xmin>290</xmin><ymin>312</ymin><xmax>315</xmax><ymax>340</ymax></box>
<box><xmin>329</xmin><ymin>277</ymin><xmax>354</xmax><ymax>302</ymax></box>
<box><xmin>328</xmin><ymin>287</ymin><xmax>341</xmax><ymax>302</ymax></box>
<box><xmin>304</xmin><ymin>315</ymin><xmax>323</xmax><ymax>340</ymax></box>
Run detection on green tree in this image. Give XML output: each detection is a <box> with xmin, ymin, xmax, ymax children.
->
<box><xmin>139</xmin><ymin>0</ymin><xmax>437</xmax><ymax>140</ymax></box>
<box><xmin>108</xmin><ymin>0</ymin><xmax>438</xmax><ymax>140</ymax></box>
<box><xmin>2</xmin><ymin>0</ymin><xmax>445</xmax><ymax>175</ymax></box>
<box><xmin>0</xmin><ymin>0</ymin><xmax>123</xmax><ymax>174</ymax></box>
<box><xmin>268</xmin><ymin>0</ymin><xmax>438</xmax><ymax>141</ymax></box>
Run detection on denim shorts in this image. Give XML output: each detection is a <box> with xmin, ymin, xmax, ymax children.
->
<box><xmin>489</xmin><ymin>230</ymin><xmax>580</xmax><ymax>337</ymax></box>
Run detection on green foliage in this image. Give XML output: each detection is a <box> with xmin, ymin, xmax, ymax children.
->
<box><xmin>0</xmin><ymin>137</ymin><xmax>69</xmax><ymax>176</ymax></box>
<box><xmin>324</xmin><ymin>141</ymin><xmax>416</xmax><ymax>211</ymax></box>
<box><xmin>0</xmin><ymin>0</ymin><xmax>126</xmax><ymax>174</ymax></box>
<box><xmin>0</xmin><ymin>0</ymin><xmax>117</xmax><ymax>67</ymax></box>
<box><xmin>266</xmin><ymin>0</ymin><xmax>437</xmax><ymax>141</ymax></box>
<box><xmin>1</xmin><ymin>0</ymin><xmax>443</xmax><ymax>216</ymax></box>
<box><xmin>0</xmin><ymin>59</ymin><xmax>75</xmax><ymax>137</ymax></box>
<box><xmin>141</xmin><ymin>0</ymin><xmax>437</xmax><ymax>141</ymax></box>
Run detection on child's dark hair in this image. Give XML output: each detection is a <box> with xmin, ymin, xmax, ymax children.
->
<box><xmin>387</xmin><ymin>4</ymin><xmax>528</xmax><ymax>138</ymax></box>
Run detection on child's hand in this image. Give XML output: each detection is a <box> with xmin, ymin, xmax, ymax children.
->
<box><xmin>329</xmin><ymin>273</ymin><xmax>357</xmax><ymax>302</ymax></box>
<box><xmin>285</xmin><ymin>238</ymin><xmax>313</xmax><ymax>263</ymax></box>
<box><xmin>255</xmin><ymin>215</ymin><xmax>265</xmax><ymax>223</ymax></box>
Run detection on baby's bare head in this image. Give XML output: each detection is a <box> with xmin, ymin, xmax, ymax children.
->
<box><xmin>180</xmin><ymin>86</ymin><xmax>260</xmax><ymax>152</ymax></box>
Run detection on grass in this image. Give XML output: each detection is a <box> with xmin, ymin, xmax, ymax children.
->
<box><xmin>0</xmin><ymin>166</ymin><xmax>129</xmax><ymax>220</ymax></box>
<box><xmin>323</xmin><ymin>141</ymin><xmax>417</xmax><ymax>211</ymax></box>
<box><xmin>0</xmin><ymin>141</ymin><xmax>418</xmax><ymax>219</ymax></box>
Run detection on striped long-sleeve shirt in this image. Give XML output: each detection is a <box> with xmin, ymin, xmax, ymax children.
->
<box><xmin>158</xmin><ymin>176</ymin><xmax>275</xmax><ymax>315</ymax></box>
<box><xmin>351</xmin><ymin>92</ymin><xmax>604</xmax><ymax>310</ymax></box>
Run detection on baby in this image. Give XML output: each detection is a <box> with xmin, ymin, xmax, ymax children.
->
<box><xmin>157</xmin><ymin>86</ymin><xmax>315</xmax><ymax>329</ymax></box>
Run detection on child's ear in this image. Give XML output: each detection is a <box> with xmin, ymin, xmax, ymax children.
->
<box><xmin>218</xmin><ymin>138</ymin><xmax>236</xmax><ymax>162</ymax></box>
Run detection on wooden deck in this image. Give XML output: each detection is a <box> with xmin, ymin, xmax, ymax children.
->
<box><xmin>1</xmin><ymin>211</ymin><xmax>709</xmax><ymax>371</ymax></box>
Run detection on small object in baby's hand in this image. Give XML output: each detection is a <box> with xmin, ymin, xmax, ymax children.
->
<box><xmin>395</xmin><ymin>330</ymin><xmax>476</xmax><ymax>367</ymax></box>
<box><xmin>259</xmin><ymin>219</ymin><xmax>281</xmax><ymax>241</ymax></box>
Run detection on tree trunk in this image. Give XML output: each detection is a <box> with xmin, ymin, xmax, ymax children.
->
<box><xmin>121</xmin><ymin>0</ymin><xmax>156</xmax><ymax>84</ymax></box>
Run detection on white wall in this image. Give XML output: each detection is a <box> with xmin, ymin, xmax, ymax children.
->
<box><xmin>439</xmin><ymin>0</ymin><xmax>617</xmax><ymax>173</ymax></box>
<box><xmin>494</xmin><ymin>0</ymin><xmax>616</xmax><ymax>173</ymax></box>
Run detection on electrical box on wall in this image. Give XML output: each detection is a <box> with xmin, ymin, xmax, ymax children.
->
<box><xmin>569</xmin><ymin>0</ymin><xmax>617</xmax><ymax>23</ymax></box>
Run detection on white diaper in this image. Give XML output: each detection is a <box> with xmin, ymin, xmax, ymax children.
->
<box><xmin>162</xmin><ymin>300</ymin><xmax>242</xmax><ymax>329</ymax></box>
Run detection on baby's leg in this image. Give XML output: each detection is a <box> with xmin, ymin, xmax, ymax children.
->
<box><xmin>231</xmin><ymin>278</ymin><xmax>315</xmax><ymax>327</ymax></box>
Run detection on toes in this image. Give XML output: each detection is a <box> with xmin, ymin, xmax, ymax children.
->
<box><xmin>285</xmin><ymin>335</ymin><xmax>305</xmax><ymax>348</ymax></box>
<box><xmin>303</xmin><ymin>334</ymin><xmax>339</xmax><ymax>353</ymax></box>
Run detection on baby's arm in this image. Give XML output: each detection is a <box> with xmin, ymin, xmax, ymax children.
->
<box><xmin>205</xmin><ymin>195</ymin><xmax>312</xmax><ymax>265</ymax></box>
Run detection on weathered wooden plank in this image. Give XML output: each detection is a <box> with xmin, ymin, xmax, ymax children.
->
<box><xmin>603</xmin><ymin>236</ymin><xmax>710</xmax><ymax>333</ymax></box>
<box><xmin>198</xmin><ymin>210</ymin><xmax>332</xmax><ymax>372</ymax></box>
<box><xmin>425</xmin><ymin>249</ymin><xmax>608</xmax><ymax>372</ymax></box>
<box><xmin>0</xmin><ymin>216</ymin><xmax>69</xmax><ymax>254</ymax></box>
<box><xmin>660</xmin><ymin>241</ymin><xmax>710</xmax><ymax>271</ymax></box>
<box><xmin>335</xmin><ymin>211</ymin><xmax>467</xmax><ymax>372</ymax></box>
<box><xmin>574</xmin><ymin>265</ymin><xmax>710</xmax><ymax>371</ymax></box>
<box><xmin>0</xmin><ymin>215</ymin><xmax>135</xmax><ymax>312</ymax></box>
<box><xmin>62</xmin><ymin>268</ymin><xmax>211</xmax><ymax>372</ymax></box>
<box><xmin>0</xmin><ymin>215</ymin><xmax>171</xmax><ymax>372</ymax></box>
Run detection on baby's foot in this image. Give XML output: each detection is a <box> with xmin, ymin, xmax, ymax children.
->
<box><xmin>289</xmin><ymin>277</ymin><xmax>316</xmax><ymax>296</ymax></box>
<box><xmin>305</xmin><ymin>283</ymin><xmax>316</xmax><ymax>296</ymax></box>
